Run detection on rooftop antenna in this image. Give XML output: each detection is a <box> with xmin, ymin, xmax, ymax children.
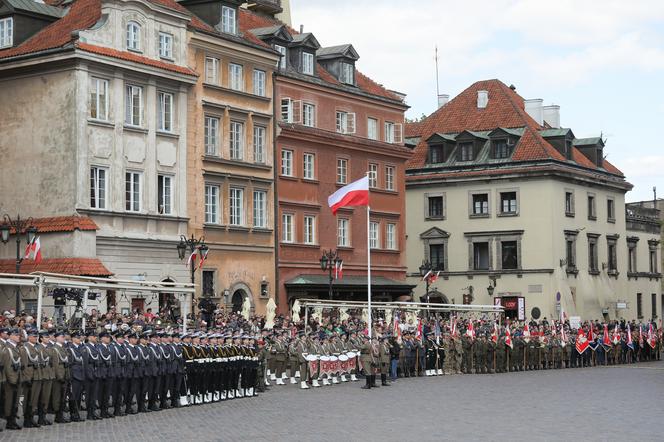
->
<box><xmin>434</xmin><ymin>45</ymin><xmax>440</xmax><ymax>99</ymax></box>
<box><xmin>654</xmin><ymin>186</ymin><xmax>657</xmax><ymax>206</ymax></box>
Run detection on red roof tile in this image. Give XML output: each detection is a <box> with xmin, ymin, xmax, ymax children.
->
<box><xmin>405</xmin><ymin>121</ymin><xmax>425</xmax><ymax>138</ymax></box>
<box><xmin>0</xmin><ymin>258</ymin><xmax>113</xmax><ymax>276</ymax></box>
<box><xmin>76</xmin><ymin>42</ymin><xmax>197</xmax><ymax>76</ymax></box>
<box><xmin>5</xmin><ymin>216</ymin><xmax>98</xmax><ymax>234</ymax></box>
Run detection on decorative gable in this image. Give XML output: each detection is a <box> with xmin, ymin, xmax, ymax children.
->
<box><xmin>420</xmin><ymin>227</ymin><xmax>450</xmax><ymax>240</ymax></box>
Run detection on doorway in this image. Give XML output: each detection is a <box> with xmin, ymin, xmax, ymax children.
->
<box><xmin>159</xmin><ymin>278</ymin><xmax>177</xmax><ymax>321</ymax></box>
<box><xmin>232</xmin><ymin>289</ymin><xmax>247</xmax><ymax>313</ymax></box>
<box><xmin>131</xmin><ymin>298</ymin><xmax>145</xmax><ymax>314</ymax></box>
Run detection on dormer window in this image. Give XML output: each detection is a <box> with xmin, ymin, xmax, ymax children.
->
<box><xmin>565</xmin><ymin>139</ymin><xmax>572</xmax><ymax>159</ymax></box>
<box><xmin>274</xmin><ymin>44</ymin><xmax>287</xmax><ymax>69</ymax></box>
<box><xmin>0</xmin><ymin>17</ymin><xmax>12</xmax><ymax>49</ymax></box>
<box><xmin>493</xmin><ymin>139</ymin><xmax>509</xmax><ymax>159</ymax></box>
<box><xmin>221</xmin><ymin>5</ymin><xmax>237</xmax><ymax>34</ymax></box>
<box><xmin>429</xmin><ymin>145</ymin><xmax>444</xmax><ymax>164</ymax></box>
<box><xmin>459</xmin><ymin>142</ymin><xmax>473</xmax><ymax>161</ymax></box>
<box><xmin>302</xmin><ymin>52</ymin><xmax>314</xmax><ymax>75</ymax></box>
<box><xmin>340</xmin><ymin>62</ymin><xmax>354</xmax><ymax>84</ymax></box>
<box><xmin>126</xmin><ymin>21</ymin><xmax>141</xmax><ymax>52</ymax></box>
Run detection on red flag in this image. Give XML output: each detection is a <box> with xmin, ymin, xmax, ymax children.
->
<box><xmin>24</xmin><ymin>236</ymin><xmax>42</xmax><ymax>264</ymax></box>
<box><xmin>612</xmin><ymin>325</ymin><xmax>621</xmax><ymax>345</ymax></box>
<box><xmin>602</xmin><ymin>324</ymin><xmax>611</xmax><ymax>347</ymax></box>
<box><xmin>575</xmin><ymin>329</ymin><xmax>589</xmax><ymax>354</ymax></box>
<box><xmin>416</xmin><ymin>318</ymin><xmax>423</xmax><ymax>340</ymax></box>
<box><xmin>197</xmin><ymin>246</ymin><xmax>209</xmax><ymax>270</ymax></box>
<box><xmin>466</xmin><ymin>320</ymin><xmax>475</xmax><ymax>339</ymax></box>
<box><xmin>327</xmin><ymin>176</ymin><xmax>369</xmax><ymax>214</ymax></box>
<box><xmin>491</xmin><ymin>322</ymin><xmax>498</xmax><ymax>343</ymax></box>
<box><xmin>451</xmin><ymin>317</ymin><xmax>458</xmax><ymax>337</ymax></box>
<box><xmin>393</xmin><ymin>312</ymin><xmax>401</xmax><ymax>338</ymax></box>
<box><xmin>647</xmin><ymin>323</ymin><xmax>656</xmax><ymax>349</ymax></box>
<box><xmin>523</xmin><ymin>324</ymin><xmax>531</xmax><ymax>343</ymax></box>
<box><xmin>627</xmin><ymin>326</ymin><xmax>634</xmax><ymax>350</ymax></box>
<box><xmin>560</xmin><ymin>325</ymin><xmax>567</xmax><ymax>346</ymax></box>
<box><xmin>505</xmin><ymin>325</ymin><xmax>513</xmax><ymax>349</ymax></box>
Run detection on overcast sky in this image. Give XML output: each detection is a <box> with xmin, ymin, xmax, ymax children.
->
<box><xmin>291</xmin><ymin>0</ymin><xmax>664</xmax><ymax>202</ymax></box>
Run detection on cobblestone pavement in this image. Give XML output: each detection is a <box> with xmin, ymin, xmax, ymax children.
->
<box><xmin>3</xmin><ymin>360</ymin><xmax>663</xmax><ymax>442</ymax></box>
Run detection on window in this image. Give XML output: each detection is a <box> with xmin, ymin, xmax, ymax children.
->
<box><xmin>0</xmin><ymin>17</ymin><xmax>13</xmax><ymax>48</ymax></box>
<box><xmin>221</xmin><ymin>5</ymin><xmax>237</xmax><ymax>34</ymax></box>
<box><xmin>368</xmin><ymin>163</ymin><xmax>378</xmax><ymax>188</ymax></box>
<box><xmin>303</xmin><ymin>103</ymin><xmax>315</xmax><ymax>127</ymax></box>
<box><xmin>637</xmin><ymin>293</ymin><xmax>643</xmax><ymax>319</ymax></box>
<box><xmin>281</xmin><ymin>98</ymin><xmax>292</xmax><ymax>123</ymax></box>
<box><xmin>649</xmin><ymin>242</ymin><xmax>659</xmax><ymax>273</ymax></box>
<box><xmin>500</xmin><ymin>191</ymin><xmax>518</xmax><ymax>214</ymax></box>
<box><xmin>303</xmin><ymin>153</ymin><xmax>315</xmax><ymax>180</ymax></box>
<box><xmin>363</xmin><ymin>117</ymin><xmax>377</xmax><ymax>140</ymax></box>
<box><xmin>202</xmin><ymin>270</ymin><xmax>215</xmax><ymax>296</ymax></box>
<box><xmin>281</xmin><ymin>149</ymin><xmax>293</xmax><ymax>176</ymax></box>
<box><xmin>386</xmin><ymin>223</ymin><xmax>397</xmax><ymax>250</ymax></box>
<box><xmin>205</xmin><ymin>57</ymin><xmax>219</xmax><ymax>84</ymax></box>
<box><xmin>566</xmin><ymin>238</ymin><xmax>576</xmax><ymax>269</ymax></box>
<box><xmin>428</xmin><ymin>196</ymin><xmax>444</xmax><ymax>219</ymax></box>
<box><xmin>158</xmin><ymin>32</ymin><xmax>173</xmax><ymax>59</ymax></box>
<box><xmin>253</xmin><ymin>126</ymin><xmax>266</xmax><ymax>163</ymax></box>
<box><xmin>565</xmin><ymin>191</ymin><xmax>575</xmax><ymax>216</ymax></box>
<box><xmin>125</xmin><ymin>84</ymin><xmax>143</xmax><ymax>126</ymax></box>
<box><xmin>430</xmin><ymin>244</ymin><xmax>445</xmax><ymax>271</ymax></box>
<box><xmin>429</xmin><ymin>145</ymin><xmax>444</xmax><ymax>163</ymax></box>
<box><xmin>587</xmin><ymin>194</ymin><xmax>596</xmax><ymax>220</ymax></box>
<box><xmin>588</xmin><ymin>235</ymin><xmax>599</xmax><ymax>273</ymax></box>
<box><xmin>369</xmin><ymin>221</ymin><xmax>380</xmax><ymax>249</ymax></box>
<box><xmin>472</xmin><ymin>193</ymin><xmax>489</xmax><ymax>215</ymax></box>
<box><xmin>126</xmin><ymin>21</ymin><xmax>141</xmax><ymax>51</ymax></box>
<box><xmin>652</xmin><ymin>294</ymin><xmax>657</xmax><ymax>319</ymax></box>
<box><xmin>229</xmin><ymin>121</ymin><xmax>244</xmax><ymax>160</ymax></box>
<box><xmin>340</xmin><ymin>62</ymin><xmax>354</xmax><ymax>84</ymax></box>
<box><xmin>229</xmin><ymin>63</ymin><xmax>244</xmax><ymax>91</ymax></box>
<box><xmin>501</xmin><ymin>241</ymin><xmax>518</xmax><ymax>269</ymax></box>
<box><xmin>460</xmin><ymin>143</ymin><xmax>473</xmax><ymax>161</ymax></box>
<box><xmin>157</xmin><ymin>175</ymin><xmax>172</xmax><ymax>215</ymax></box>
<box><xmin>336</xmin><ymin>111</ymin><xmax>355</xmax><ymax>134</ymax></box>
<box><xmin>281</xmin><ymin>213</ymin><xmax>294</xmax><ymax>243</ymax></box>
<box><xmin>204</xmin><ymin>116</ymin><xmax>220</xmax><ymax>156</ymax></box>
<box><xmin>385</xmin><ymin>166</ymin><xmax>395</xmax><ymax>191</ymax></box>
<box><xmin>157</xmin><ymin>92</ymin><xmax>173</xmax><ymax>132</ymax></box>
<box><xmin>336</xmin><ymin>158</ymin><xmax>348</xmax><ymax>184</ymax></box>
<box><xmin>607</xmin><ymin>198</ymin><xmax>615</xmax><ymax>222</ymax></box>
<box><xmin>229</xmin><ymin>187</ymin><xmax>244</xmax><ymax>226</ymax></box>
<box><xmin>385</xmin><ymin>122</ymin><xmax>395</xmax><ymax>144</ymax></box>
<box><xmin>274</xmin><ymin>44</ymin><xmax>287</xmax><ymax>69</ymax></box>
<box><xmin>204</xmin><ymin>185</ymin><xmax>220</xmax><ymax>224</ymax></box>
<box><xmin>125</xmin><ymin>171</ymin><xmax>141</xmax><ymax>212</ymax></box>
<box><xmin>253</xmin><ymin>190</ymin><xmax>267</xmax><ymax>228</ymax></box>
<box><xmin>302</xmin><ymin>52</ymin><xmax>314</xmax><ymax>75</ymax></box>
<box><xmin>90</xmin><ymin>166</ymin><xmax>107</xmax><ymax>209</ymax></box>
<box><xmin>337</xmin><ymin>218</ymin><xmax>350</xmax><ymax>247</ymax></box>
<box><xmin>304</xmin><ymin>215</ymin><xmax>316</xmax><ymax>244</ymax></box>
<box><xmin>493</xmin><ymin>140</ymin><xmax>509</xmax><ymax>159</ymax></box>
<box><xmin>253</xmin><ymin>69</ymin><xmax>266</xmax><ymax>96</ymax></box>
<box><xmin>473</xmin><ymin>242</ymin><xmax>489</xmax><ymax>270</ymax></box>
<box><xmin>90</xmin><ymin>78</ymin><xmax>109</xmax><ymax>120</ymax></box>
<box><xmin>607</xmin><ymin>240</ymin><xmax>617</xmax><ymax>272</ymax></box>
<box><xmin>628</xmin><ymin>241</ymin><xmax>637</xmax><ymax>273</ymax></box>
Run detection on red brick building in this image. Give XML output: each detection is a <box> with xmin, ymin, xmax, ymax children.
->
<box><xmin>241</xmin><ymin>9</ymin><xmax>414</xmax><ymax>311</ymax></box>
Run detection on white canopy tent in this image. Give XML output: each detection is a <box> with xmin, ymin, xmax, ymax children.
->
<box><xmin>0</xmin><ymin>272</ymin><xmax>195</xmax><ymax>332</ymax></box>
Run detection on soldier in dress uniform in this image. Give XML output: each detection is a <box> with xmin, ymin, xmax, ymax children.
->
<box><xmin>111</xmin><ymin>330</ymin><xmax>129</xmax><ymax>416</ymax></box>
<box><xmin>67</xmin><ymin>331</ymin><xmax>85</xmax><ymax>421</ymax></box>
<box><xmin>514</xmin><ymin>333</ymin><xmax>525</xmax><ymax>372</ymax></box>
<box><xmin>137</xmin><ymin>332</ymin><xmax>152</xmax><ymax>411</ymax></box>
<box><xmin>82</xmin><ymin>330</ymin><xmax>100</xmax><ymax>420</ymax></box>
<box><xmin>36</xmin><ymin>330</ymin><xmax>54</xmax><ymax>426</ymax></box>
<box><xmin>474</xmin><ymin>334</ymin><xmax>486</xmax><ymax>374</ymax></box>
<box><xmin>0</xmin><ymin>326</ymin><xmax>7</xmax><ymax>424</ymax></box>
<box><xmin>124</xmin><ymin>331</ymin><xmax>142</xmax><ymax>414</ymax></box>
<box><xmin>294</xmin><ymin>333</ymin><xmax>310</xmax><ymax>389</ymax></box>
<box><xmin>20</xmin><ymin>329</ymin><xmax>42</xmax><ymax>427</ymax></box>
<box><xmin>496</xmin><ymin>333</ymin><xmax>506</xmax><ymax>373</ymax></box>
<box><xmin>360</xmin><ymin>336</ymin><xmax>375</xmax><ymax>390</ymax></box>
<box><xmin>271</xmin><ymin>333</ymin><xmax>287</xmax><ymax>386</ymax></box>
<box><xmin>425</xmin><ymin>333</ymin><xmax>437</xmax><ymax>376</ymax></box>
<box><xmin>159</xmin><ymin>332</ymin><xmax>174</xmax><ymax>409</ymax></box>
<box><xmin>50</xmin><ymin>331</ymin><xmax>70</xmax><ymax>424</ymax></box>
<box><xmin>486</xmin><ymin>333</ymin><xmax>496</xmax><ymax>374</ymax></box>
<box><xmin>2</xmin><ymin>328</ymin><xmax>22</xmax><ymax>430</ymax></box>
<box><xmin>171</xmin><ymin>332</ymin><xmax>185</xmax><ymax>406</ymax></box>
<box><xmin>378</xmin><ymin>336</ymin><xmax>391</xmax><ymax>386</ymax></box>
<box><xmin>147</xmin><ymin>331</ymin><xmax>163</xmax><ymax>410</ymax></box>
<box><xmin>96</xmin><ymin>331</ymin><xmax>115</xmax><ymax>418</ymax></box>
<box><xmin>461</xmin><ymin>332</ymin><xmax>473</xmax><ymax>374</ymax></box>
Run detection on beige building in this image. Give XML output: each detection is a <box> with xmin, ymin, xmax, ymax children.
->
<box><xmin>180</xmin><ymin>1</ymin><xmax>280</xmax><ymax>315</ymax></box>
<box><xmin>405</xmin><ymin>80</ymin><xmax>661</xmax><ymax>322</ymax></box>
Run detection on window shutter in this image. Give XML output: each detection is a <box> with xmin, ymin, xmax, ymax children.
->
<box><xmin>347</xmin><ymin>112</ymin><xmax>356</xmax><ymax>134</ymax></box>
<box><xmin>125</xmin><ymin>86</ymin><xmax>131</xmax><ymax>124</ymax></box>
<box><xmin>395</xmin><ymin>123</ymin><xmax>403</xmax><ymax>143</ymax></box>
<box><xmin>292</xmin><ymin>100</ymin><xmax>302</xmax><ymax>124</ymax></box>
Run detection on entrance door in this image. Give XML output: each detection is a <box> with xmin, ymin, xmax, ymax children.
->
<box><xmin>232</xmin><ymin>289</ymin><xmax>246</xmax><ymax>313</ymax></box>
<box><xmin>159</xmin><ymin>278</ymin><xmax>177</xmax><ymax>321</ymax></box>
<box><xmin>131</xmin><ymin>298</ymin><xmax>145</xmax><ymax>314</ymax></box>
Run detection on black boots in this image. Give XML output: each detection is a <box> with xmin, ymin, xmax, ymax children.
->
<box><xmin>362</xmin><ymin>375</ymin><xmax>371</xmax><ymax>389</ymax></box>
<box><xmin>381</xmin><ymin>374</ymin><xmax>390</xmax><ymax>386</ymax></box>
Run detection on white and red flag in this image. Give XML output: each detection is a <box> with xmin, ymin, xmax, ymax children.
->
<box><xmin>523</xmin><ymin>323</ymin><xmax>531</xmax><ymax>343</ymax></box>
<box><xmin>466</xmin><ymin>320</ymin><xmax>475</xmax><ymax>339</ymax></box>
<box><xmin>451</xmin><ymin>317</ymin><xmax>458</xmax><ymax>337</ymax></box>
<box><xmin>197</xmin><ymin>246</ymin><xmax>209</xmax><ymax>270</ymax></box>
<box><xmin>491</xmin><ymin>322</ymin><xmax>498</xmax><ymax>343</ymax></box>
<box><xmin>626</xmin><ymin>325</ymin><xmax>634</xmax><ymax>350</ymax></box>
<box><xmin>647</xmin><ymin>323</ymin><xmax>656</xmax><ymax>349</ymax></box>
<box><xmin>24</xmin><ymin>236</ymin><xmax>42</xmax><ymax>264</ymax></box>
<box><xmin>327</xmin><ymin>176</ymin><xmax>369</xmax><ymax>214</ymax></box>
<box><xmin>416</xmin><ymin>318</ymin><xmax>423</xmax><ymax>340</ymax></box>
<box><xmin>422</xmin><ymin>270</ymin><xmax>440</xmax><ymax>284</ymax></box>
<box><xmin>612</xmin><ymin>324</ymin><xmax>621</xmax><ymax>345</ymax></box>
<box><xmin>505</xmin><ymin>325</ymin><xmax>513</xmax><ymax>349</ymax></box>
<box><xmin>575</xmin><ymin>329</ymin><xmax>589</xmax><ymax>354</ymax></box>
<box><xmin>334</xmin><ymin>260</ymin><xmax>343</xmax><ymax>279</ymax></box>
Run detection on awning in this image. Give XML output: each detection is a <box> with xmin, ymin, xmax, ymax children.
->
<box><xmin>284</xmin><ymin>274</ymin><xmax>416</xmax><ymax>294</ymax></box>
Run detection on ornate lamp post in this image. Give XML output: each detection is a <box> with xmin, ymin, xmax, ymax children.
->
<box><xmin>0</xmin><ymin>214</ymin><xmax>37</xmax><ymax>312</ymax></box>
<box><xmin>319</xmin><ymin>249</ymin><xmax>342</xmax><ymax>300</ymax></box>
<box><xmin>419</xmin><ymin>260</ymin><xmax>433</xmax><ymax>316</ymax></box>
<box><xmin>177</xmin><ymin>234</ymin><xmax>208</xmax><ymax>317</ymax></box>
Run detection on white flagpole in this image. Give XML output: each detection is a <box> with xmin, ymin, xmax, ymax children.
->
<box><xmin>367</xmin><ymin>204</ymin><xmax>372</xmax><ymax>339</ymax></box>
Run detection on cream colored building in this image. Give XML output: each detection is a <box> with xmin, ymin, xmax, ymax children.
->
<box><xmin>405</xmin><ymin>80</ymin><xmax>661</xmax><ymax>322</ymax></box>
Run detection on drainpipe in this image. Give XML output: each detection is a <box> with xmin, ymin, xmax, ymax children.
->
<box><xmin>272</xmin><ymin>69</ymin><xmax>280</xmax><ymax>310</ymax></box>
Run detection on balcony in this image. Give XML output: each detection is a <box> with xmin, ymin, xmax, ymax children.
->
<box><xmin>246</xmin><ymin>0</ymin><xmax>283</xmax><ymax>15</ymax></box>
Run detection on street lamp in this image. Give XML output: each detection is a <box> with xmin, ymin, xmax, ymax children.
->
<box><xmin>1</xmin><ymin>214</ymin><xmax>37</xmax><ymax>312</ymax></box>
<box><xmin>487</xmin><ymin>276</ymin><xmax>497</xmax><ymax>297</ymax></box>
<box><xmin>319</xmin><ymin>250</ymin><xmax>341</xmax><ymax>300</ymax></box>
<box><xmin>176</xmin><ymin>234</ymin><xmax>207</xmax><ymax>317</ymax></box>
<box><xmin>419</xmin><ymin>260</ymin><xmax>433</xmax><ymax>306</ymax></box>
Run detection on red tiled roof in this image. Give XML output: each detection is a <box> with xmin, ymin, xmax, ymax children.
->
<box><xmin>0</xmin><ymin>258</ymin><xmax>113</xmax><ymax>276</ymax></box>
<box><xmin>406</xmin><ymin>79</ymin><xmax>625</xmax><ymax>177</ymax></box>
<box><xmin>76</xmin><ymin>42</ymin><xmax>197</xmax><ymax>76</ymax></box>
<box><xmin>405</xmin><ymin>121</ymin><xmax>425</xmax><ymax>138</ymax></box>
<box><xmin>238</xmin><ymin>9</ymin><xmax>400</xmax><ymax>102</ymax></box>
<box><xmin>6</xmin><ymin>216</ymin><xmax>98</xmax><ymax>234</ymax></box>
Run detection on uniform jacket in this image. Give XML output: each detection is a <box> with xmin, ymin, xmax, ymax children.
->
<box><xmin>2</xmin><ymin>341</ymin><xmax>22</xmax><ymax>385</ymax></box>
<box><xmin>51</xmin><ymin>343</ymin><xmax>69</xmax><ymax>381</ymax></box>
<box><xmin>83</xmin><ymin>342</ymin><xmax>100</xmax><ymax>380</ymax></box>
<box><xmin>69</xmin><ymin>343</ymin><xmax>85</xmax><ymax>381</ymax></box>
<box><xmin>20</xmin><ymin>342</ymin><xmax>42</xmax><ymax>382</ymax></box>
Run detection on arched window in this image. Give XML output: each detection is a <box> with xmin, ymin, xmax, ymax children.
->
<box><xmin>126</xmin><ymin>21</ymin><xmax>141</xmax><ymax>51</ymax></box>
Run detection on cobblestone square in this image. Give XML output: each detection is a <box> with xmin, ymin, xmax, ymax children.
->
<box><xmin>3</xmin><ymin>360</ymin><xmax>663</xmax><ymax>442</ymax></box>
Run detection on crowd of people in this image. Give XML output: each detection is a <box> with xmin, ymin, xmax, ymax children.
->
<box><xmin>0</xmin><ymin>306</ymin><xmax>661</xmax><ymax>431</ymax></box>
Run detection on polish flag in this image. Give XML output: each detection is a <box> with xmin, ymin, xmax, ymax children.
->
<box><xmin>523</xmin><ymin>324</ymin><xmax>531</xmax><ymax>343</ymax></box>
<box><xmin>327</xmin><ymin>176</ymin><xmax>369</xmax><ymax>214</ymax></box>
<box><xmin>415</xmin><ymin>318</ymin><xmax>423</xmax><ymax>340</ymax></box>
<box><xmin>24</xmin><ymin>237</ymin><xmax>42</xmax><ymax>264</ymax></box>
<box><xmin>451</xmin><ymin>317</ymin><xmax>458</xmax><ymax>337</ymax></box>
<box><xmin>505</xmin><ymin>325</ymin><xmax>513</xmax><ymax>349</ymax></box>
<box><xmin>423</xmin><ymin>270</ymin><xmax>440</xmax><ymax>284</ymax></box>
<box><xmin>186</xmin><ymin>250</ymin><xmax>197</xmax><ymax>268</ymax></box>
<box><xmin>197</xmin><ymin>246</ymin><xmax>209</xmax><ymax>270</ymax></box>
<box><xmin>626</xmin><ymin>326</ymin><xmax>634</xmax><ymax>350</ymax></box>
<box><xmin>602</xmin><ymin>324</ymin><xmax>612</xmax><ymax>349</ymax></box>
<box><xmin>334</xmin><ymin>261</ymin><xmax>343</xmax><ymax>280</ymax></box>
<box><xmin>612</xmin><ymin>324</ymin><xmax>621</xmax><ymax>345</ymax></box>
<box><xmin>491</xmin><ymin>322</ymin><xmax>498</xmax><ymax>343</ymax></box>
<box><xmin>560</xmin><ymin>325</ymin><xmax>567</xmax><ymax>347</ymax></box>
<box><xmin>393</xmin><ymin>312</ymin><xmax>401</xmax><ymax>338</ymax></box>
<box><xmin>465</xmin><ymin>320</ymin><xmax>475</xmax><ymax>339</ymax></box>
<box><xmin>647</xmin><ymin>323</ymin><xmax>656</xmax><ymax>349</ymax></box>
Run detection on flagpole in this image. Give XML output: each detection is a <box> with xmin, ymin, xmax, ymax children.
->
<box><xmin>367</xmin><ymin>204</ymin><xmax>372</xmax><ymax>339</ymax></box>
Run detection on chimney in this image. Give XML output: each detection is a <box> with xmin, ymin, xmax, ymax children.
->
<box><xmin>437</xmin><ymin>94</ymin><xmax>449</xmax><ymax>108</ymax></box>
<box><xmin>299</xmin><ymin>24</ymin><xmax>304</xmax><ymax>33</ymax></box>
<box><xmin>477</xmin><ymin>90</ymin><xmax>488</xmax><ymax>109</ymax></box>
<box><xmin>542</xmin><ymin>105</ymin><xmax>561</xmax><ymax>128</ymax></box>
<box><xmin>524</xmin><ymin>98</ymin><xmax>544</xmax><ymax>125</ymax></box>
